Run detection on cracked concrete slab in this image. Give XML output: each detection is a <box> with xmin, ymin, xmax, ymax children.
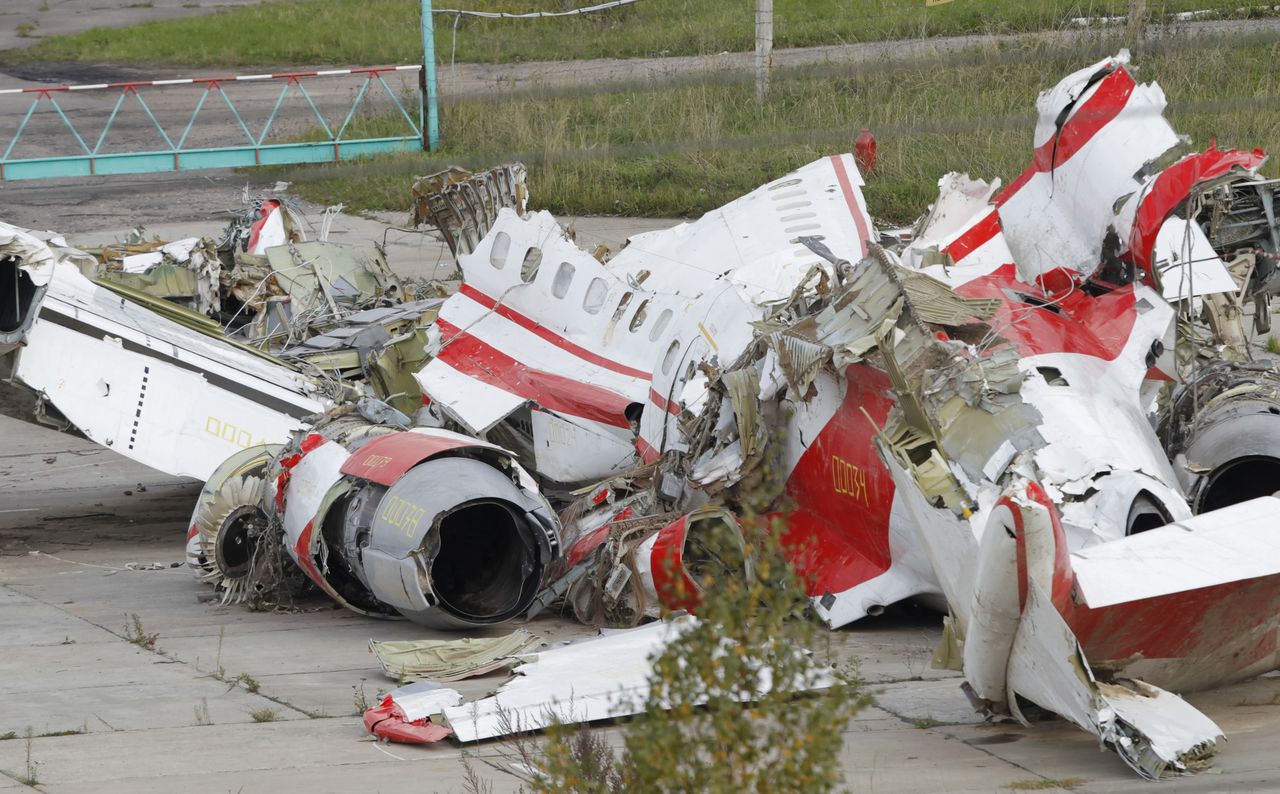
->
<box><xmin>871</xmin><ymin>678</ymin><xmax>985</xmax><ymax>727</ymax></box>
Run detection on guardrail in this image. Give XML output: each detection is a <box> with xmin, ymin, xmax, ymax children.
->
<box><xmin>0</xmin><ymin>65</ymin><xmax>424</xmax><ymax>180</ymax></box>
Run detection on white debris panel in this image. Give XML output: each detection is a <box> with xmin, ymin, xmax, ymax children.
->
<box><xmin>441</xmin><ymin>615</ymin><xmax>836</xmax><ymax>742</ymax></box>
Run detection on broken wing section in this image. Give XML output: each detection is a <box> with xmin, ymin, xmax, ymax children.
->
<box><xmin>1065</xmin><ymin>496</ymin><xmax>1280</xmax><ymax>692</ymax></box>
<box><xmin>441</xmin><ymin>615</ymin><xmax>835</xmax><ymax>743</ymax></box>
<box><xmin>989</xmin><ymin>490</ymin><xmax>1280</xmax><ymax>777</ymax></box>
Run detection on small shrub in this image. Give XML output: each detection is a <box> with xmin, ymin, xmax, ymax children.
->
<box><xmin>352</xmin><ymin>683</ymin><xmax>371</xmax><ymax>716</ymax></box>
<box><xmin>532</xmin><ymin>516</ymin><xmax>867</xmax><ymax>793</ymax></box>
<box><xmin>226</xmin><ymin>673</ymin><xmax>260</xmax><ymax>694</ymax></box>
<box><xmin>21</xmin><ymin>726</ymin><xmax>37</xmax><ymax>786</ymax></box>
<box><xmin>249</xmin><ymin>707</ymin><xmax>278</xmax><ymax>723</ymax></box>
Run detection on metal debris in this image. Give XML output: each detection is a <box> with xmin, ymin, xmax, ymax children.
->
<box><xmin>5</xmin><ymin>56</ymin><xmax>1280</xmax><ymax>779</ymax></box>
<box><xmin>369</xmin><ymin>630</ymin><xmax>544</xmax><ymax>682</ymax></box>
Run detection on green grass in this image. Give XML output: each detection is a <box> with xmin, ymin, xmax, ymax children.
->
<box><xmin>5</xmin><ymin>0</ymin><xmax>1276</xmax><ymax>67</ymax></box>
<box><xmin>272</xmin><ymin>35</ymin><xmax>1280</xmax><ymax>225</ymax></box>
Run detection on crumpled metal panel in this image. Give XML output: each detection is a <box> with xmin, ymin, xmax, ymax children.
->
<box><xmin>410</xmin><ymin>163</ymin><xmax>529</xmax><ymax>257</ymax></box>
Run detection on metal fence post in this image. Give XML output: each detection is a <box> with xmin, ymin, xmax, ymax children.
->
<box><xmin>422</xmin><ymin>0</ymin><xmax>440</xmax><ymax>151</ymax></box>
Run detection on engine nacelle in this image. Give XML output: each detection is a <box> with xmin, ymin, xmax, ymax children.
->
<box><xmin>193</xmin><ymin>419</ymin><xmax>560</xmax><ymax>629</ymax></box>
<box><xmin>1166</xmin><ymin>365</ymin><xmax>1280</xmax><ymax>514</ymax></box>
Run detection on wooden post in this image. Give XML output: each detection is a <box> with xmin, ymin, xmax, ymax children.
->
<box><xmin>1127</xmin><ymin>0</ymin><xmax>1147</xmax><ymax>50</ymax></box>
<box><xmin>755</xmin><ymin>0</ymin><xmax>773</xmax><ymax>103</ymax></box>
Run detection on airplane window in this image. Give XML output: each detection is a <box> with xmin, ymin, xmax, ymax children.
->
<box><xmin>649</xmin><ymin>309</ymin><xmax>673</xmax><ymax>342</ymax></box>
<box><xmin>629</xmin><ymin>300</ymin><xmax>650</xmax><ymax>333</ymax></box>
<box><xmin>552</xmin><ymin>262</ymin><xmax>575</xmax><ymax>298</ymax></box>
<box><xmin>489</xmin><ymin>232</ymin><xmax>510</xmax><ymax>269</ymax></box>
<box><xmin>520</xmin><ymin>247</ymin><xmax>542</xmax><ymax>283</ymax></box>
<box><xmin>583</xmin><ymin>278</ymin><xmax>608</xmax><ymax>314</ymax></box>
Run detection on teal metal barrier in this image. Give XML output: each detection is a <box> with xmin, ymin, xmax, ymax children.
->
<box><xmin>0</xmin><ymin>65</ymin><xmax>424</xmax><ymax>181</ymax></box>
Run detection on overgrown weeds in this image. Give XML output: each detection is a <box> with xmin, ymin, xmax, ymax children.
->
<box><xmin>124</xmin><ymin>613</ymin><xmax>158</xmax><ymax>650</ymax></box>
<box><xmin>226</xmin><ymin>673</ymin><xmax>261</xmax><ymax>694</ymax></box>
<box><xmin>276</xmin><ymin>35</ymin><xmax>1280</xmax><ymax>224</ymax></box>
<box><xmin>352</xmin><ymin>683</ymin><xmax>371</xmax><ymax>716</ymax></box>
<box><xmin>20</xmin><ymin>727</ymin><xmax>37</xmax><ymax>786</ymax></box>
<box><xmin>1005</xmin><ymin>778</ymin><xmax>1087</xmax><ymax>791</ymax></box>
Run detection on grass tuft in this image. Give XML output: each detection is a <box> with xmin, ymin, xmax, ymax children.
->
<box><xmin>226</xmin><ymin>673</ymin><xmax>261</xmax><ymax>694</ymax></box>
<box><xmin>249</xmin><ymin>707</ymin><xmax>279</xmax><ymax>723</ymax></box>
<box><xmin>37</xmin><ymin>727</ymin><xmax>85</xmax><ymax>738</ymax></box>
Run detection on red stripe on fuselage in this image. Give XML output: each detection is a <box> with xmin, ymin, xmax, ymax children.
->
<box><xmin>649</xmin><ymin>387</ymin><xmax>680</xmax><ymax>417</ymax></box>
<box><xmin>434</xmin><ymin>318</ymin><xmax>634</xmax><ymax>429</ymax></box>
<box><xmin>780</xmin><ymin>364</ymin><xmax>897</xmax><ymax>595</ymax></box>
<box><xmin>829</xmin><ymin>155</ymin><xmax>872</xmax><ymax>258</ymax></box>
<box><xmin>457</xmin><ymin>283</ymin><xmax>651</xmax><ymax>380</ymax></box>
<box><xmin>944</xmin><ymin>68</ymin><xmax>1138</xmax><ymax>263</ymax></box>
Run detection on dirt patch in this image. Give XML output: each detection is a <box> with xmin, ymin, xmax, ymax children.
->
<box><xmin>0</xmin><ymin>60</ymin><xmax>152</xmax><ymax>85</ymax></box>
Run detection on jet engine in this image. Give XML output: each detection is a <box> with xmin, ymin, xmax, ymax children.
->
<box><xmin>189</xmin><ymin>408</ymin><xmax>559</xmax><ymax>629</ymax></box>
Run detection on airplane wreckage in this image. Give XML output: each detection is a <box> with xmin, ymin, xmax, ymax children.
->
<box><xmin>4</xmin><ymin>52</ymin><xmax>1280</xmax><ymax>776</ymax></box>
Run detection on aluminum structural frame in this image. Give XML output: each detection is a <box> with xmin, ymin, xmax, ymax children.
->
<box><xmin>0</xmin><ymin>65</ymin><xmax>424</xmax><ymax>180</ymax></box>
